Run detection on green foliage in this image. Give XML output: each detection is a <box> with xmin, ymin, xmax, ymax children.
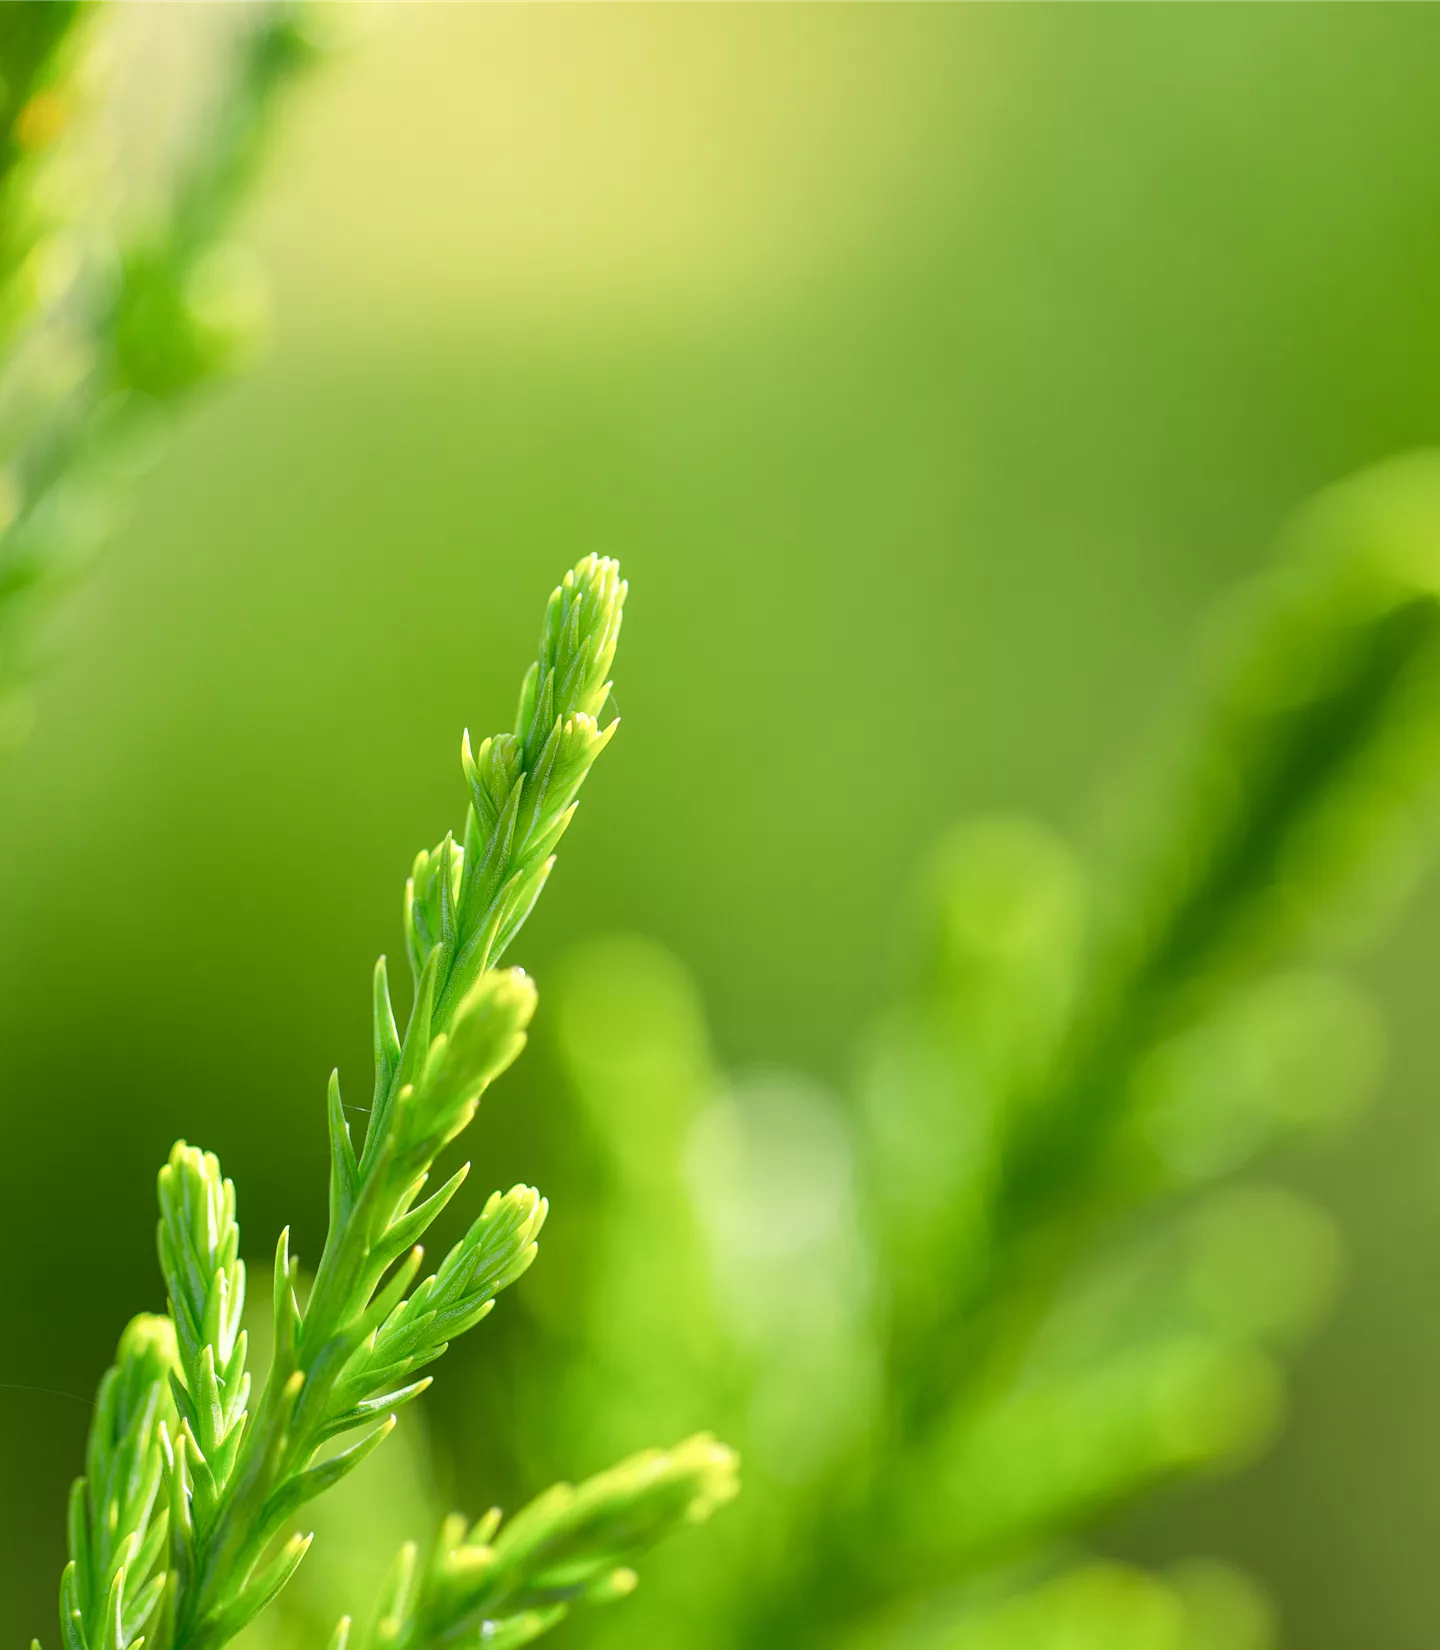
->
<box><xmin>518</xmin><ymin>453</ymin><xmax>1440</xmax><ymax>1648</ymax></box>
<box><xmin>342</xmin><ymin>1435</ymin><xmax>739</xmax><ymax>1650</ymax></box>
<box><xmin>0</xmin><ymin>1</ymin><xmax>88</xmax><ymax>354</ymax></box>
<box><xmin>55</xmin><ymin>1315</ymin><xmax>180</xmax><ymax>1650</ymax></box>
<box><xmin>40</xmin><ymin>557</ymin><xmax>737</xmax><ymax>1650</ymax></box>
<box><xmin>157</xmin><ymin>1147</ymin><xmax>251</xmax><ymax>1560</ymax></box>
<box><xmin>0</xmin><ymin>2</ymin><xmax>317</xmax><ymax>745</ymax></box>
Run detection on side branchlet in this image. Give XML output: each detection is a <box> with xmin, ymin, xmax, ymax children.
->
<box><xmin>104</xmin><ymin>558</ymin><xmax>638</xmax><ymax>1650</ymax></box>
<box><xmin>343</xmin><ymin>1435</ymin><xmax>740</xmax><ymax>1650</ymax></box>
<box><xmin>56</xmin><ymin>1315</ymin><xmax>179</xmax><ymax>1650</ymax></box>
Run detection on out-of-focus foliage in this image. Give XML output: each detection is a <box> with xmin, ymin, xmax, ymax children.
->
<box><xmin>849</xmin><ymin>1559</ymin><xmax>1273</xmax><ymax>1650</ymax></box>
<box><xmin>0</xmin><ymin>1</ymin><xmax>318</xmax><ymax>748</ymax></box>
<box><xmin>470</xmin><ymin>459</ymin><xmax>1440</xmax><ymax>1648</ymax></box>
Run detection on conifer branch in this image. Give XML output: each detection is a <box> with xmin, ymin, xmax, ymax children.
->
<box><xmin>132</xmin><ymin>557</ymin><xmax>628</xmax><ymax>1650</ymax></box>
<box><xmin>50</xmin><ymin>1315</ymin><xmax>180</xmax><ymax>1650</ymax></box>
<box><xmin>338</xmin><ymin>1436</ymin><xmax>739</xmax><ymax>1650</ymax></box>
<box><xmin>31</xmin><ymin>558</ymin><xmax>681</xmax><ymax>1650</ymax></box>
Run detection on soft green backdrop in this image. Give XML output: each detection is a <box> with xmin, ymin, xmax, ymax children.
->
<box><xmin>5</xmin><ymin>6</ymin><xmax>1440</xmax><ymax>1645</ymax></box>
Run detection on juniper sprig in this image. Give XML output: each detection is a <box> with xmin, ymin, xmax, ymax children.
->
<box><xmin>150</xmin><ymin>557</ymin><xmax>625</xmax><ymax>1650</ymax></box>
<box><xmin>42</xmin><ymin>556</ymin><xmax>735</xmax><ymax>1650</ymax></box>
<box><xmin>56</xmin><ymin>1316</ymin><xmax>180</xmax><ymax>1650</ymax></box>
<box><xmin>341</xmin><ymin>1435</ymin><xmax>740</xmax><ymax>1650</ymax></box>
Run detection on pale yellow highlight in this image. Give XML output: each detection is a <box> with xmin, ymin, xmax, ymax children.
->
<box><xmin>251</xmin><ymin>4</ymin><xmax>981</xmax><ymax>341</ymax></box>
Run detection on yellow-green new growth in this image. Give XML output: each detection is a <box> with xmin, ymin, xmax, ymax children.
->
<box><xmin>55</xmin><ymin>1315</ymin><xmax>180</xmax><ymax>1650</ymax></box>
<box><xmin>156</xmin><ymin>1145</ymin><xmax>251</xmax><ymax>1572</ymax></box>
<box><xmin>401</xmin><ymin>554</ymin><xmax>625</xmax><ymax>1006</ymax></box>
<box><xmin>340</xmin><ymin>1434</ymin><xmax>741</xmax><ymax>1650</ymax></box>
<box><xmin>154</xmin><ymin>558</ymin><xmax>626</xmax><ymax>1650</ymax></box>
<box><xmin>40</xmin><ymin>556</ymin><xmax>725</xmax><ymax>1650</ymax></box>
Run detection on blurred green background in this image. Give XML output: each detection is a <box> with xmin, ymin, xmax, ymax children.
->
<box><xmin>6</xmin><ymin>5</ymin><xmax>1440</xmax><ymax>1645</ymax></box>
